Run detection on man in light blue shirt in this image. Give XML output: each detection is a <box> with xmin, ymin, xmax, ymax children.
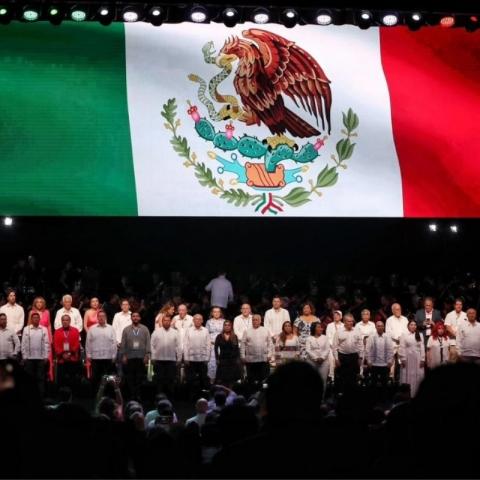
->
<box><xmin>205</xmin><ymin>272</ymin><xmax>234</xmax><ymax>309</ymax></box>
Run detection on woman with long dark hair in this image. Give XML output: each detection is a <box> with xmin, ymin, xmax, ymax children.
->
<box><xmin>214</xmin><ymin>320</ymin><xmax>241</xmax><ymax>387</ymax></box>
<box><xmin>399</xmin><ymin>319</ymin><xmax>425</xmax><ymax>397</ymax></box>
<box><xmin>293</xmin><ymin>302</ymin><xmax>319</xmax><ymax>358</ymax></box>
<box><xmin>305</xmin><ymin>322</ymin><xmax>330</xmax><ymax>388</ymax></box>
<box><xmin>275</xmin><ymin>321</ymin><xmax>300</xmax><ymax>366</ymax></box>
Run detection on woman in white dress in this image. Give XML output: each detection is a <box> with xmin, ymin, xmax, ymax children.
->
<box><xmin>205</xmin><ymin>306</ymin><xmax>225</xmax><ymax>382</ymax></box>
<box><xmin>274</xmin><ymin>321</ymin><xmax>300</xmax><ymax>366</ymax></box>
<box><xmin>427</xmin><ymin>322</ymin><xmax>450</xmax><ymax>369</ymax></box>
<box><xmin>305</xmin><ymin>322</ymin><xmax>330</xmax><ymax>393</ymax></box>
<box><xmin>399</xmin><ymin>320</ymin><xmax>425</xmax><ymax>397</ymax></box>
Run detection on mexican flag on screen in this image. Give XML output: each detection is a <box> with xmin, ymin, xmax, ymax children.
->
<box><xmin>0</xmin><ymin>22</ymin><xmax>479</xmax><ymax>217</ymax></box>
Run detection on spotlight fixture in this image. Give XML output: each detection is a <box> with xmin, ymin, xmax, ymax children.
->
<box><xmin>428</xmin><ymin>223</ymin><xmax>438</xmax><ymax>233</ymax></box>
<box><xmin>147</xmin><ymin>6</ymin><xmax>162</xmax><ymax>25</ymax></box>
<box><xmin>316</xmin><ymin>10</ymin><xmax>332</xmax><ymax>26</ymax></box>
<box><xmin>358</xmin><ymin>10</ymin><xmax>372</xmax><ymax>29</ymax></box>
<box><xmin>439</xmin><ymin>15</ymin><xmax>455</xmax><ymax>27</ymax></box>
<box><xmin>96</xmin><ymin>5</ymin><xmax>114</xmax><ymax>25</ymax></box>
<box><xmin>3</xmin><ymin>217</ymin><xmax>13</xmax><ymax>227</ymax></box>
<box><xmin>382</xmin><ymin>13</ymin><xmax>398</xmax><ymax>26</ymax></box>
<box><xmin>190</xmin><ymin>5</ymin><xmax>208</xmax><ymax>23</ymax></box>
<box><xmin>22</xmin><ymin>6</ymin><xmax>40</xmax><ymax>22</ymax></box>
<box><xmin>122</xmin><ymin>6</ymin><xmax>140</xmax><ymax>22</ymax></box>
<box><xmin>282</xmin><ymin>8</ymin><xmax>298</xmax><ymax>28</ymax></box>
<box><xmin>70</xmin><ymin>6</ymin><xmax>88</xmax><ymax>22</ymax></box>
<box><xmin>466</xmin><ymin>15</ymin><xmax>479</xmax><ymax>31</ymax></box>
<box><xmin>222</xmin><ymin>7</ymin><xmax>239</xmax><ymax>27</ymax></box>
<box><xmin>450</xmin><ymin>225</ymin><xmax>458</xmax><ymax>233</ymax></box>
<box><xmin>0</xmin><ymin>4</ymin><xmax>11</xmax><ymax>23</ymax></box>
<box><xmin>252</xmin><ymin>7</ymin><xmax>270</xmax><ymax>24</ymax></box>
<box><xmin>47</xmin><ymin>4</ymin><xmax>64</xmax><ymax>25</ymax></box>
<box><xmin>406</xmin><ymin>12</ymin><xmax>423</xmax><ymax>30</ymax></box>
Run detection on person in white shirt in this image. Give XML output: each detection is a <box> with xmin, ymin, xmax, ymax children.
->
<box><xmin>54</xmin><ymin>294</ymin><xmax>83</xmax><ymax>332</ymax></box>
<box><xmin>264</xmin><ymin>296</ymin><xmax>290</xmax><ymax>341</ymax></box>
<box><xmin>205</xmin><ymin>272</ymin><xmax>234</xmax><ymax>309</ymax></box>
<box><xmin>0</xmin><ymin>313</ymin><xmax>20</xmax><ymax>360</ymax></box>
<box><xmin>183</xmin><ymin>314</ymin><xmax>211</xmax><ymax>397</ymax></box>
<box><xmin>305</xmin><ymin>321</ymin><xmax>330</xmax><ymax>390</ymax></box>
<box><xmin>333</xmin><ymin>313</ymin><xmax>363</xmax><ymax>393</ymax></box>
<box><xmin>21</xmin><ymin>312</ymin><xmax>49</xmax><ymax>397</ymax></box>
<box><xmin>366</xmin><ymin>320</ymin><xmax>394</xmax><ymax>396</ymax></box>
<box><xmin>444</xmin><ymin>298</ymin><xmax>467</xmax><ymax>362</ymax></box>
<box><xmin>0</xmin><ymin>290</ymin><xmax>25</xmax><ymax>337</ymax></box>
<box><xmin>112</xmin><ymin>299</ymin><xmax>132</xmax><ymax>346</ymax></box>
<box><xmin>326</xmin><ymin>310</ymin><xmax>344</xmax><ymax>380</ymax></box>
<box><xmin>241</xmin><ymin>314</ymin><xmax>273</xmax><ymax>388</ymax></box>
<box><xmin>172</xmin><ymin>304</ymin><xmax>193</xmax><ymax>349</ymax></box>
<box><xmin>151</xmin><ymin>315</ymin><xmax>182</xmax><ymax>398</ymax></box>
<box><xmin>385</xmin><ymin>303</ymin><xmax>409</xmax><ymax>380</ymax></box>
<box><xmin>355</xmin><ymin>309</ymin><xmax>376</xmax><ymax>375</ymax></box>
<box><xmin>233</xmin><ymin>304</ymin><xmax>253</xmax><ymax>345</ymax></box>
<box><xmin>399</xmin><ymin>320</ymin><xmax>425</xmax><ymax>397</ymax></box>
<box><xmin>457</xmin><ymin>308</ymin><xmax>480</xmax><ymax>363</ymax></box>
<box><xmin>86</xmin><ymin>310</ymin><xmax>117</xmax><ymax>393</ymax></box>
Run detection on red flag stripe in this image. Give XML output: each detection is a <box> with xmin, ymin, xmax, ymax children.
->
<box><xmin>380</xmin><ymin>27</ymin><xmax>480</xmax><ymax>217</ymax></box>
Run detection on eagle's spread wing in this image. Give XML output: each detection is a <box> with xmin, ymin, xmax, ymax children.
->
<box><xmin>242</xmin><ymin>28</ymin><xmax>332</xmax><ymax>134</ymax></box>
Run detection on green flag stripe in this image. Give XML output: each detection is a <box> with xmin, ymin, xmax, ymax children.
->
<box><xmin>0</xmin><ymin>23</ymin><xmax>137</xmax><ymax>216</ymax></box>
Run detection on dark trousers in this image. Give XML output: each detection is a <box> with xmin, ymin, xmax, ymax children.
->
<box><xmin>246</xmin><ymin>362</ymin><xmax>269</xmax><ymax>388</ymax></box>
<box><xmin>57</xmin><ymin>361</ymin><xmax>80</xmax><ymax>390</ymax></box>
<box><xmin>124</xmin><ymin>358</ymin><xmax>146</xmax><ymax>400</ymax></box>
<box><xmin>185</xmin><ymin>361</ymin><xmax>209</xmax><ymax>399</ymax></box>
<box><xmin>153</xmin><ymin>360</ymin><xmax>177</xmax><ymax>398</ymax></box>
<box><xmin>91</xmin><ymin>359</ymin><xmax>115</xmax><ymax>395</ymax></box>
<box><xmin>368</xmin><ymin>366</ymin><xmax>390</xmax><ymax>401</ymax></box>
<box><xmin>24</xmin><ymin>359</ymin><xmax>46</xmax><ymax>398</ymax></box>
<box><xmin>335</xmin><ymin>353</ymin><xmax>359</xmax><ymax>393</ymax></box>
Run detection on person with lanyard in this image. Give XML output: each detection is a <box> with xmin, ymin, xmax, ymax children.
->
<box><xmin>53</xmin><ymin>314</ymin><xmax>81</xmax><ymax>389</ymax></box>
<box><xmin>86</xmin><ymin>310</ymin><xmax>117</xmax><ymax>395</ymax></box>
<box><xmin>21</xmin><ymin>312</ymin><xmax>49</xmax><ymax>398</ymax></box>
<box><xmin>333</xmin><ymin>313</ymin><xmax>363</xmax><ymax>394</ymax></box>
<box><xmin>366</xmin><ymin>320</ymin><xmax>394</xmax><ymax>400</ymax></box>
<box><xmin>0</xmin><ymin>313</ymin><xmax>20</xmax><ymax>363</ymax></box>
<box><xmin>120</xmin><ymin>311</ymin><xmax>151</xmax><ymax>400</ymax></box>
<box><xmin>112</xmin><ymin>299</ymin><xmax>132</xmax><ymax>376</ymax></box>
<box><xmin>427</xmin><ymin>322</ymin><xmax>450</xmax><ymax>369</ymax></box>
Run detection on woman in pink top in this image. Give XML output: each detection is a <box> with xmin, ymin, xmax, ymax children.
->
<box><xmin>28</xmin><ymin>296</ymin><xmax>53</xmax><ymax>381</ymax></box>
<box><xmin>84</xmin><ymin>297</ymin><xmax>100</xmax><ymax>331</ymax></box>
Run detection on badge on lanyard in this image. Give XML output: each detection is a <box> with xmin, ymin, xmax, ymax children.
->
<box><xmin>132</xmin><ymin>328</ymin><xmax>140</xmax><ymax>349</ymax></box>
<box><xmin>63</xmin><ymin>342</ymin><xmax>70</xmax><ymax>352</ymax></box>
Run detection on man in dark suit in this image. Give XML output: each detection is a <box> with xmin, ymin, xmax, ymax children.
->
<box><xmin>414</xmin><ymin>297</ymin><xmax>442</xmax><ymax>345</ymax></box>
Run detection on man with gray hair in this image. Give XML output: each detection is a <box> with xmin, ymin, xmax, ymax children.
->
<box><xmin>54</xmin><ymin>294</ymin><xmax>83</xmax><ymax>332</ymax></box>
<box><xmin>385</xmin><ymin>303</ymin><xmax>408</xmax><ymax>380</ymax></box>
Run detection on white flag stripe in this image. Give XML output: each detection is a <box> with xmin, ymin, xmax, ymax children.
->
<box><xmin>125</xmin><ymin>23</ymin><xmax>403</xmax><ymax>217</ymax></box>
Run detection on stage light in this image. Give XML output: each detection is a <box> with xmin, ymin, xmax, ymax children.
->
<box><xmin>22</xmin><ymin>6</ymin><xmax>40</xmax><ymax>22</ymax></box>
<box><xmin>358</xmin><ymin>10</ymin><xmax>372</xmax><ymax>29</ymax></box>
<box><xmin>316</xmin><ymin>10</ymin><xmax>332</xmax><ymax>25</ymax></box>
<box><xmin>466</xmin><ymin>15</ymin><xmax>479</xmax><ymax>31</ymax></box>
<box><xmin>252</xmin><ymin>8</ymin><xmax>270</xmax><ymax>24</ymax></box>
<box><xmin>406</xmin><ymin>12</ymin><xmax>423</xmax><ymax>30</ymax></box>
<box><xmin>99</xmin><ymin>7</ymin><xmax>109</xmax><ymax>16</ymax></box>
<box><xmin>122</xmin><ymin>7</ymin><xmax>140</xmax><ymax>22</ymax></box>
<box><xmin>47</xmin><ymin>4</ymin><xmax>65</xmax><ymax>25</ymax></box>
<box><xmin>96</xmin><ymin>5</ymin><xmax>114</xmax><ymax>25</ymax></box>
<box><xmin>3</xmin><ymin>217</ymin><xmax>13</xmax><ymax>227</ymax></box>
<box><xmin>147</xmin><ymin>6</ymin><xmax>162</xmax><ymax>25</ymax></box>
<box><xmin>282</xmin><ymin>9</ymin><xmax>298</xmax><ymax>28</ymax></box>
<box><xmin>190</xmin><ymin>5</ymin><xmax>208</xmax><ymax>23</ymax></box>
<box><xmin>382</xmin><ymin>13</ymin><xmax>398</xmax><ymax>26</ymax></box>
<box><xmin>412</xmin><ymin>13</ymin><xmax>422</xmax><ymax>22</ymax></box>
<box><xmin>0</xmin><ymin>6</ymin><xmax>8</xmax><ymax>15</ymax></box>
<box><xmin>450</xmin><ymin>225</ymin><xmax>458</xmax><ymax>233</ymax></box>
<box><xmin>0</xmin><ymin>4</ymin><xmax>10</xmax><ymax>23</ymax></box>
<box><xmin>70</xmin><ymin>6</ymin><xmax>87</xmax><ymax>22</ymax></box>
<box><xmin>222</xmin><ymin>7</ymin><xmax>239</xmax><ymax>27</ymax></box>
<box><xmin>440</xmin><ymin>15</ymin><xmax>455</xmax><ymax>27</ymax></box>
<box><xmin>428</xmin><ymin>223</ymin><xmax>438</xmax><ymax>233</ymax></box>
